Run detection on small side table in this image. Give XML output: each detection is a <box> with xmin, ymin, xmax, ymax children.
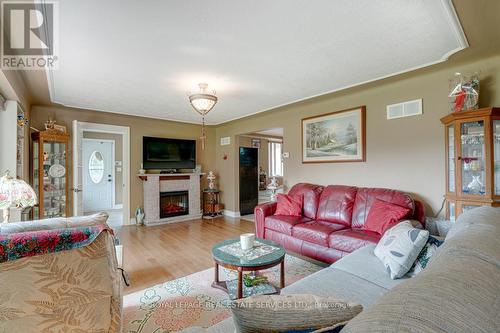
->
<box><xmin>202</xmin><ymin>189</ymin><xmax>223</xmax><ymax>219</ymax></box>
<box><xmin>211</xmin><ymin>238</ymin><xmax>286</xmax><ymax>299</ymax></box>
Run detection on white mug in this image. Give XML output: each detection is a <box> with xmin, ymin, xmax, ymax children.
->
<box><xmin>240</xmin><ymin>233</ymin><xmax>255</xmax><ymax>251</ymax></box>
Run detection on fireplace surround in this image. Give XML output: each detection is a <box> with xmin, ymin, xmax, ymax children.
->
<box><xmin>139</xmin><ymin>173</ymin><xmax>203</xmax><ymax>225</ymax></box>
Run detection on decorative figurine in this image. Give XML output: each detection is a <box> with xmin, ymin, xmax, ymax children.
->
<box><xmin>448</xmin><ymin>72</ymin><xmax>479</xmax><ymax>112</ymax></box>
<box><xmin>267</xmin><ymin>176</ymin><xmax>279</xmax><ymax>202</ymax></box>
<box><xmin>207</xmin><ymin>171</ymin><xmax>216</xmax><ymax>190</ymax></box>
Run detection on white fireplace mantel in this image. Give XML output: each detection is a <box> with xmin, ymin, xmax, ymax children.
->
<box><xmin>138</xmin><ymin>173</ymin><xmax>204</xmax><ymax>225</ymax></box>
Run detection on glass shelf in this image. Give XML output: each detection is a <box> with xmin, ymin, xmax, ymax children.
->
<box><xmin>460</xmin><ymin>121</ymin><xmax>485</xmax><ymax>196</ymax></box>
<box><xmin>32</xmin><ymin>133</ymin><xmax>69</xmax><ymax>220</ymax></box>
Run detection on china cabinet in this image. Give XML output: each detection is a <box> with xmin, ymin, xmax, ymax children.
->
<box><xmin>31</xmin><ymin>129</ymin><xmax>70</xmax><ymax>219</ymax></box>
<box><xmin>441</xmin><ymin>107</ymin><xmax>500</xmax><ymax>221</ymax></box>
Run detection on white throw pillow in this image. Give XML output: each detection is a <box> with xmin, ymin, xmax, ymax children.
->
<box><xmin>374</xmin><ymin>221</ymin><xmax>429</xmax><ymax>279</ymax></box>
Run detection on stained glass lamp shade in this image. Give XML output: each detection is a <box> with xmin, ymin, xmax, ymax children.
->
<box><xmin>0</xmin><ymin>171</ymin><xmax>37</xmax><ymax>223</ymax></box>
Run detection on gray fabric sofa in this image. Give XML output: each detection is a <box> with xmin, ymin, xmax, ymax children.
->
<box><xmin>185</xmin><ymin>207</ymin><xmax>500</xmax><ymax>333</ymax></box>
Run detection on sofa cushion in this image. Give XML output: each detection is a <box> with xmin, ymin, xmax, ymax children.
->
<box><xmin>282</xmin><ymin>266</ymin><xmax>388</xmax><ymax>309</ymax></box>
<box><xmin>363</xmin><ymin>199</ymin><xmax>411</xmax><ymax>235</ymax></box>
<box><xmin>275</xmin><ymin>193</ymin><xmax>303</xmax><ymax>216</ymax></box>
<box><xmin>292</xmin><ymin>221</ymin><xmax>347</xmax><ymax>247</ymax></box>
<box><xmin>332</xmin><ymin>245</ymin><xmax>409</xmax><ymax>290</ymax></box>
<box><xmin>374</xmin><ymin>221</ymin><xmax>429</xmax><ymax>279</ymax></box>
<box><xmin>231</xmin><ymin>294</ymin><xmax>362</xmax><ymax>333</ymax></box>
<box><xmin>265</xmin><ymin>215</ymin><xmax>312</xmax><ymax>236</ymax></box>
<box><xmin>288</xmin><ymin>183</ymin><xmax>324</xmax><ymax>220</ymax></box>
<box><xmin>351</xmin><ymin>188</ymin><xmax>414</xmax><ymax>228</ymax></box>
<box><xmin>328</xmin><ymin>229</ymin><xmax>381</xmax><ymax>252</ymax></box>
<box><xmin>316</xmin><ymin>185</ymin><xmax>358</xmax><ymax>227</ymax></box>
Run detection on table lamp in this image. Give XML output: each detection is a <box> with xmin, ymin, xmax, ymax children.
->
<box><xmin>0</xmin><ymin>171</ymin><xmax>37</xmax><ymax>223</ymax></box>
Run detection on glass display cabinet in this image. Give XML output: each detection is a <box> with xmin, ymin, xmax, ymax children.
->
<box><xmin>441</xmin><ymin>107</ymin><xmax>500</xmax><ymax>221</ymax></box>
<box><xmin>31</xmin><ymin>129</ymin><xmax>70</xmax><ymax>219</ymax></box>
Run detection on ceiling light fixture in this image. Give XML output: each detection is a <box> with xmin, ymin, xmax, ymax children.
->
<box><xmin>188</xmin><ymin>83</ymin><xmax>218</xmax><ymax>150</ymax></box>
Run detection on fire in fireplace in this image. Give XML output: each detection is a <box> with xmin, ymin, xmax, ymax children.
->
<box><xmin>160</xmin><ymin>191</ymin><xmax>189</xmax><ymax>218</ymax></box>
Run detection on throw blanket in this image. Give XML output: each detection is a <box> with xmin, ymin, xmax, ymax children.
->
<box><xmin>0</xmin><ymin>225</ymin><xmax>112</xmax><ymax>263</ymax></box>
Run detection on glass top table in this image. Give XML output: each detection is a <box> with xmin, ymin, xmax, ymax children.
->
<box><xmin>211</xmin><ymin>238</ymin><xmax>286</xmax><ymax>299</ymax></box>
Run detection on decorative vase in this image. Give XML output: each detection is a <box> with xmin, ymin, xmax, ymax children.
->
<box><xmin>135</xmin><ymin>207</ymin><xmax>145</xmax><ymax>225</ymax></box>
<box><xmin>467</xmin><ymin>175</ymin><xmax>483</xmax><ymax>194</ymax></box>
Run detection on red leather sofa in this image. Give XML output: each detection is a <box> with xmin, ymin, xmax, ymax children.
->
<box><xmin>254</xmin><ymin>183</ymin><xmax>425</xmax><ymax>264</ymax></box>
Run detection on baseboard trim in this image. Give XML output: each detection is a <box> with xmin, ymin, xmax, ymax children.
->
<box><xmin>223</xmin><ymin>210</ymin><xmax>241</xmax><ymax>218</ymax></box>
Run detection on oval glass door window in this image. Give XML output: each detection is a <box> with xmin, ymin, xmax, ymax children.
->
<box><xmin>89</xmin><ymin>151</ymin><xmax>105</xmax><ymax>184</ymax></box>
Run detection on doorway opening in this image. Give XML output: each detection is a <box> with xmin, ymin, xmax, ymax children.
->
<box><xmin>237</xmin><ymin>128</ymin><xmax>284</xmax><ymax>222</ymax></box>
<box><xmin>73</xmin><ymin>121</ymin><xmax>130</xmax><ymax>229</ymax></box>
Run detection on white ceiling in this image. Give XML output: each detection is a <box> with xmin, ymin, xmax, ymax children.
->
<box><xmin>48</xmin><ymin>0</ymin><xmax>467</xmax><ymax>125</ymax></box>
<box><xmin>254</xmin><ymin>128</ymin><xmax>284</xmax><ymax>137</ymax></box>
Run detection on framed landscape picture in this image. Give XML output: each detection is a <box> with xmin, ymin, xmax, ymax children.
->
<box><xmin>302</xmin><ymin>106</ymin><xmax>366</xmax><ymax>163</ymax></box>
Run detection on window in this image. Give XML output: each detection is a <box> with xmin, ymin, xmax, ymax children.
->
<box><xmin>269</xmin><ymin>142</ymin><xmax>283</xmax><ymax>177</ymax></box>
<box><xmin>88</xmin><ymin>151</ymin><xmax>105</xmax><ymax>184</ymax></box>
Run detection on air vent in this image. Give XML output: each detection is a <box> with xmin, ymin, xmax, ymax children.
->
<box><xmin>220</xmin><ymin>136</ymin><xmax>230</xmax><ymax>146</ymax></box>
<box><xmin>386</xmin><ymin>99</ymin><xmax>423</xmax><ymax>120</ymax></box>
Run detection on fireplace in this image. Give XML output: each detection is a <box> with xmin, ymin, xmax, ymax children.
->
<box><xmin>160</xmin><ymin>191</ymin><xmax>189</xmax><ymax>218</ymax></box>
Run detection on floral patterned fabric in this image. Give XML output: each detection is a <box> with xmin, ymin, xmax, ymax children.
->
<box><xmin>0</xmin><ymin>224</ymin><xmax>110</xmax><ymax>263</ymax></box>
<box><xmin>0</xmin><ymin>221</ymin><xmax>122</xmax><ymax>333</ymax></box>
<box><xmin>124</xmin><ymin>255</ymin><xmax>322</xmax><ymax>333</ymax></box>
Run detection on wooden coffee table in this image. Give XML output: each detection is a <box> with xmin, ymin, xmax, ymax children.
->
<box><xmin>211</xmin><ymin>238</ymin><xmax>286</xmax><ymax>299</ymax></box>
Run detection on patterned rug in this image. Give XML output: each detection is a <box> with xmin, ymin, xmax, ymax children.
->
<box><xmin>123</xmin><ymin>254</ymin><xmax>323</xmax><ymax>333</ymax></box>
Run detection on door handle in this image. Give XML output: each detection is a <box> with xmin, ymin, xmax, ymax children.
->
<box><xmin>72</xmin><ymin>187</ymin><xmax>82</xmax><ymax>193</ymax></box>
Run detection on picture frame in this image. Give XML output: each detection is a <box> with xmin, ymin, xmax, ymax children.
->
<box><xmin>251</xmin><ymin>138</ymin><xmax>261</xmax><ymax>148</ymax></box>
<box><xmin>302</xmin><ymin>106</ymin><xmax>366</xmax><ymax>163</ymax></box>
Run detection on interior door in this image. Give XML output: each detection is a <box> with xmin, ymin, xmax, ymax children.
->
<box><xmin>239</xmin><ymin>147</ymin><xmax>259</xmax><ymax>216</ymax></box>
<box><xmin>82</xmin><ymin>139</ymin><xmax>114</xmax><ymax>212</ymax></box>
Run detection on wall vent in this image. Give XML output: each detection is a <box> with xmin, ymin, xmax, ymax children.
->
<box><xmin>220</xmin><ymin>136</ymin><xmax>231</xmax><ymax>146</ymax></box>
<box><xmin>386</xmin><ymin>99</ymin><xmax>422</xmax><ymax>120</ymax></box>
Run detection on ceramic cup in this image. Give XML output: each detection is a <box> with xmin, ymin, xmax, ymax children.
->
<box><xmin>240</xmin><ymin>233</ymin><xmax>255</xmax><ymax>251</ymax></box>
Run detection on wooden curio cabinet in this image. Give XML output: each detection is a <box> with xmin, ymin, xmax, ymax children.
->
<box><xmin>441</xmin><ymin>107</ymin><xmax>500</xmax><ymax>221</ymax></box>
<box><xmin>31</xmin><ymin>129</ymin><xmax>70</xmax><ymax>219</ymax></box>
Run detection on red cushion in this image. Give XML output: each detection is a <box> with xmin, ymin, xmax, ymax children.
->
<box><xmin>328</xmin><ymin>229</ymin><xmax>381</xmax><ymax>252</ymax></box>
<box><xmin>265</xmin><ymin>215</ymin><xmax>312</xmax><ymax>236</ymax></box>
<box><xmin>292</xmin><ymin>221</ymin><xmax>347</xmax><ymax>247</ymax></box>
<box><xmin>275</xmin><ymin>194</ymin><xmax>303</xmax><ymax>216</ymax></box>
<box><xmin>363</xmin><ymin>199</ymin><xmax>411</xmax><ymax>235</ymax></box>
<box><xmin>288</xmin><ymin>183</ymin><xmax>324</xmax><ymax>220</ymax></box>
<box><xmin>351</xmin><ymin>187</ymin><xmax>414</xmax><ymax>228</ymax></box>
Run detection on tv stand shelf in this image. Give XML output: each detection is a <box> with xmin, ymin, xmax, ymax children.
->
<box><xmin>138</xmin><ymin>172</ymin><xmax>205</xmax><ymax>181</ymax></box>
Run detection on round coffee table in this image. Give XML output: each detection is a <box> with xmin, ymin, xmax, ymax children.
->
<box><xmin>211</xmin><ymin>238</ymin><xmax>286</xmax><ymax>299</ymax></box>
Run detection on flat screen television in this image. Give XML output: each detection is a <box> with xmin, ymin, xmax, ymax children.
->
<box><xmin>143</xmin><ymin>137</ymin><xmax>196</xmax><ymax>170</ymax></box>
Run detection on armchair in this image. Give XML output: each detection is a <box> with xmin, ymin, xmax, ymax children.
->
<box><xmin>0</xmin><ymin>212</ymin><xmax>122</xmax><ymax>332</ymax></box>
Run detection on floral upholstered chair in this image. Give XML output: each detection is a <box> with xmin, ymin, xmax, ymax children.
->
<box><xmin>0</xmin><ymin>212</ymin><xmax>122</xmax><ymax>333</ymax></box>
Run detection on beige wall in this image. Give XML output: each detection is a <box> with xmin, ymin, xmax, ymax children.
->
<box><xmin>30</xmin><ymin>105</ymin><xmax>216</xmax><ymax>217</ymax></box>
<box><xmin>215</xmin><ymin>54</ymin><xmax>500</xmax><ymax>215</ymax></box>
<box><xmin>83</xmin><ymin>132</ymin><xmax>124</xmax><ymax>205</ymax></box>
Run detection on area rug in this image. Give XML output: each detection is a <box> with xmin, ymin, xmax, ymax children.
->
<box><xmin>123</xmin><ymin>254</ymin><xmax>323</xmax><ymax>333</ymax></box>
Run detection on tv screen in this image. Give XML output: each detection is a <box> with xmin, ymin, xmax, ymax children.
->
<box><xmin>143</xmin><ymin>137</ymin><xmax>196</xmax><ymax>170</ymax></box>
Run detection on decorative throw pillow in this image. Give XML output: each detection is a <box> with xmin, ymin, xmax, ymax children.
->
<box><xmin>231</xmin><ymin>294</ymin><xmax>362</xmax><ymax>333</ymax></box>
<box><xmin>275</xmin><ymin>194</ymin><xmax>303</xmax><ymax>216</ymax></box>
<box><xmin>374</xmin><ymin>221</ymin><xmax>429</xmax><ymax>279</ymax></box>
<box><xmin>406</xmin><ymin>235</ymin><xmax>444</xmax><ymax>277</ymax></box>
<box><xmin>363</xmin><ymin>199</ymin><xmax>411</xmax><ymax>235</ymax></box>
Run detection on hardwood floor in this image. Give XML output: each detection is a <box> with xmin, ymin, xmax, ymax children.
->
<box><xmin>117</xmin><ymin>217</ymin><xmax>255</xmax><ymax>294</ymax></box>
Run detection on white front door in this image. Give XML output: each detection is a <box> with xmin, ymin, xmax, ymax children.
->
<box><xmin>82</xmin><ymin>139</ymin><xmax>114</xmax><ymax>212</ymax></box>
